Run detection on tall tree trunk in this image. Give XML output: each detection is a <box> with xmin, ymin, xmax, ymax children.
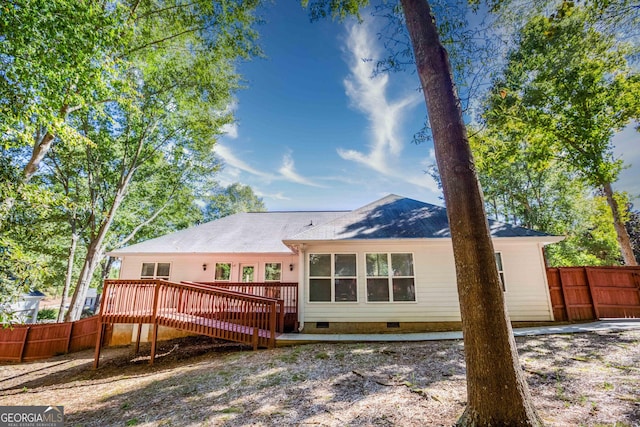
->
<box><xmin>65</xmin><ymin>184</ymin><xmax>130</xmax><ymax>321</ymax></box>
<box><xmin>400</xmin><ymin>0</ymin><xmax>541</xmax><ymax>424</ymax></box>
<box><xmin>603</xmin><ymin>181</ymin><xmax>637</xmax><ymax>265</ymax></box>
<box><xmin>57</xmin><ymin>230</ymin><xmax>79</xmax><ymax>323</ymax></box>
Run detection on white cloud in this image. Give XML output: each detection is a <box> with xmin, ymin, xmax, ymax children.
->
<box><xmin>339</xmin><ymin>21</ymin><xmax>422</xmax><ymax>174</ymax></box>
<box><xmin>216</xmin><ymin>143</ymin><xmax>326</xmax><ymax>189</ymax></box>
<box><xmin>220</xmin><ymin>122</ymin><xmax>239</xmax><ymax>139</ymax></box>
<box><xmin>278</xmin><ymin>153</ymin><xmax>326</xmax><ymax>188</ymax></box>
<box><xmin>215</xmin><ymin>143</ymin><xmax>273</xmax><ymax>179</ymax></box>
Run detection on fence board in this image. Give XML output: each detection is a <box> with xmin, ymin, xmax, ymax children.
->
<box><xmin>547</xmin><ymin>266</ymin><xmax>640</xmax><ymax>321</ymax></box>
<box><xmin>586</xmin><ymin>267</ymin><xmax>640</xmax><ymax>318</ymax></box>
<box><xmin>0</xmin><ymin>317</ymin><xmax>99</xmax><ymax>362</ymax></box>
<box><xmin>546</xmin><ymin>268</ymin><xmax>568</xmax><ymax>321</ymax></box>
<box><xmin>0</xmin><ymin>326</ymin><xmax>29</xmax><ymax>361</ymax></box>
<box><xmin>558</xmin><ymin>268</ymin><xmax>596</xmax><ymax>321</ymax></box>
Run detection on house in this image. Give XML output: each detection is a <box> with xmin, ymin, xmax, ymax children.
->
<box><xmin>4</xmin><ymin>290</ymin><xmax>46</xmax><ymax>324</ymax></box>
<box><xmin>108</xmin><ymin>194</ymin><xmax>562</xmax><ymax>339</ymax></box>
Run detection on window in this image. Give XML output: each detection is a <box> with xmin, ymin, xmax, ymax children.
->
<box><xmin>265</xmin><ymin>263</ymin><xmax>281</xmax><ymax>281</ymax></box>
<box><xmin>309</xmin><ymin>254</ymin><xmax>357</xmax><ymax>302</ymax></box>
<box><xmin>495</xmin><ymin>252</ymin><xmax>506</xmax><ymax>291</ymax></box>
<box><xmin>241</xmin><ymin>265</ymin><xmax>255</xmax><ymax>282</ymax></box>
<box><xmin>366</xmin><ymin>253</ymin><xmax>415</xmax><ymax>302</ymax></box>
<box><xmin>140</xmin><ymin>262</ymin><xmax>171</xmax><ymax>280</ymax></box>
<box><xmin>214</xmin><ymin>263</ymin><xmax>231</xmax><ymax>281</ymax></box>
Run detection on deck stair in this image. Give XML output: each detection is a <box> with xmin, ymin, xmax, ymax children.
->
<box><xmin>94</xmin><ymin>279</ymin><xmax>284</xmax><ymax>368</ymax></box>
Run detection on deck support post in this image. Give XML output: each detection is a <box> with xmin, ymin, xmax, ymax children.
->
<box><xmin>149</xmin><ymin>323</ymin><xmax>159</xmax><ymax>365</ymax></box>
<box><xmin>135</xmin><ymin>323</ymin><xmax>143</xmax><ymax>354</ymax></box>
<box><xmin>252</xmin><ymin>327</ymin><xmax>259</xmax><ymax>350</ymax></box>
<box><xmin>93</xmin><ymin>322</ymin><xmax>105</xmax><ymax>370</ymax></box>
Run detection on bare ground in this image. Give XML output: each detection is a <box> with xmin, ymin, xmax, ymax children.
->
<box><xmin>0</xmin><ymin>330</ymin><xmax>639</xmax><ymax>426</ymax></box>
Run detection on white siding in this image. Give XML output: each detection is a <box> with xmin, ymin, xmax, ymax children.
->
<box><xmin>117</xmin><ymin>253</ymin><xmax>299</xmax><ymax>283</ymax></box>
<box><xmin>301</xmin><ymin>240</ymin><xmax>553</xmax><ymax>323</ymax></box>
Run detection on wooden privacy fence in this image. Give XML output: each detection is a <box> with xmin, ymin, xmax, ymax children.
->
<box><xmin>193</xmin><ymin>282</ymin><xmax>298</xmax><ymax>332</ymax></box>
<box><xmin>95</xmin><ymin>279</ymin><xmax>283</xmax><ymax>368</ymax></box>
<box><xmin>547</xmin><ymin>266</ymin><xmax>640</xmax><ymax>321</ymax></box>
<box><xmin>0</xmin><ymin>316</ymin><xmax>99</xmax><ymax>362</ymax></box>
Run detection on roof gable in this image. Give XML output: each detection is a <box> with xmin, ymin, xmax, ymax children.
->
<box><xmin>285</xmin><ymin>194</ymin><xmax>553</xmax><ymax>241</ymax></box>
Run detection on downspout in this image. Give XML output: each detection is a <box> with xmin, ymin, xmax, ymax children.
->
<box><xmin>297</xmin><ymin>244</ymin><xmax>306</xmax><ymax>332</ymax></box>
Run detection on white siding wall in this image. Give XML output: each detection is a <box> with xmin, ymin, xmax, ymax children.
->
<box><xmin>117</xmin><ymin>253</ymin><xmax>299</xmax><ymax>283</ymax></box>
<box><xmin>301</xmin><ymin>240</ymin><xmax>553</xmax><ymax>323</ymax></box>
<box><xmin>497</xmin><ymin>242</ymin><xmax>554</xmax><ymax>321</ymax></box>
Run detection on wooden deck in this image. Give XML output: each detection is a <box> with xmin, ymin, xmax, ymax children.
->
<box><xmin>94</xmin><ymin>279</ymin><xmax>287</xmax><ymax>368</ymax></box>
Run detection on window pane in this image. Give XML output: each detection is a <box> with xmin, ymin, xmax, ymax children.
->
<box><xmin>499</xmin><ymin>272</ymin><xmax>506</xmax><ymax>291</ymax></box>
<box><xmin>309</xmin><ymin>254</ymin><xmax>331</xmax><ymax>277</ymax></box>
<box><xmin>141</xmin><ymin>263</ymin><xmax>155</xmax><ymax>277</ymax></box>
<box><xmin>391</xmin><ymin>253</ymin><xmax>414</xmax><ymax>276</ymax></box>
<box><xmin>242</xmin><ymin>266</ymin><xmax>255</xmax><ymax>282</ymax></box>
<box><xmin>265</xmin><ymin>263</ymin><xmax>281</xmax><ymax>281</ymax></box>
<box><xmin>366</xmin><ymin>253</ymin><xmax>388</xmax><ymax>276</ymax></box>
<box><xmin>156</xmin><ymin>263</ymin><xmax>170</xmax><ymax>277</ymax></box>
<box><xmin>335</xmin><ymin>278</ymin><xmax>357</xmax><ymax>302</ymax></box>
<box><xmin>495</xmin><ymin>253</ymin><xmax>503</xmax><ymax>271</ymax></box>
<box><xmin>367</xmin><ymin>278</ymin><xmax>390</xmax><ymax>302</ymax></box>
<box><xmin>215</xmin><ymin>263</ymin><xmax>231</xmax><ymax>281</ymax></box>
<box><xmin>392</xmin><ymin>278</ymin><xmax>416</xmax><ymax>301</ymax></box>
<box><xmin>310</xmin><ymin>279</ymin><xmax>331</xmax><ymax>302</ymax></box>
<box><xmin>335</xmin><ymin>254</ymin><xmax>356</xmax><ymax>277</ymax></box>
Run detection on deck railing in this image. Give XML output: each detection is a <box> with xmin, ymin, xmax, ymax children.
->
<box><xmin>95</xmin><ymin>279</ymin><xmax>281</xmax><ymax>368</ymax></box>
<box><xmin>194</xmin><ymin>282</ymin><xmax>298</xmax><ymax>330</ymax></box>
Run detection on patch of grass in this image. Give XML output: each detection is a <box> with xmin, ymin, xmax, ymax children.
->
<box><xmin>125</xmin><ymin>419</ymin><xmax>139</xmax><ymax>426</ymax></box>
<box><xmin>257</xmin><ymin>373</ymin><xmax>283</xmax><ymax>389</ymax></box>
<box><xmin>602</xmin><ymin>381</ymin><xmax>614</xmax><ymax>391</ymax></box>
<box><xmin>120</xmin><ymin>402</ymin><xmax>131</xmax><ymax>410</ymax></box>
<box><xmin>333</xmin><ymin>351</ymin><xmax>345</xmax><ymax>360</ymax></box>
<box><xmin>291</xmin><ymin>372</ymin><xmax>307</xmax><ymax>382</ymax></box>
<box><xmin>315</xmin><ymin>352</ymin><xmax>329</xmax><ymax>360</ymax></box>
<box><xmin>219</xmin><ymin>407</ymin><xmax>243</xmax><ymax>414</ymax></box>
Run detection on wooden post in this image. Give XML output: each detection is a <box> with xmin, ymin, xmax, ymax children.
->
<box><xmin>277</xmin><ymin>300</ymin><xmax>284</xmax><ymax>333</ymax></box>
<box><xmin>149</xmin><ymin>323</ymin><xmax>159</xmax><ymax>365</ymax></box>
<box><xmin>252</xmin><ymin>327</ymin><xmax>259</xmax><ymax>351</ymax></box>
<box><xmin>18</xmin><ymin>327</ymin><xmax>30</xmax><ymax>363</ymax></box>
<box><xmin>93</xmin><ymin>323</ymin><xmax>105</xmax><ymax>369</ymax></box>
<box><xmin>585</xmin><ymin>267</ymin><xmax>601</xmax><ymax>320</ymax></box>
<box><xmin>65</xmin><ymin>322</ymin><xmax>74</xmax><ymax>353</ymax></box>
<box><xmin>558</xmin><ymin>268</ymin><xmax>574</xmax><ymax>321</ymax></box>
<box><xmin>135</xmin><ymin>323</ymin><xmax>143</xmax><ymax>354</ymax></box>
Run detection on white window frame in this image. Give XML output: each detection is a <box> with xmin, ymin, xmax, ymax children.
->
<box><xmin>264</xmin><ymin>262</ymin><xmax>282</xmax><ymax>282</ymax></box>
<box><xmin>214</xmin><ymin>262</ymin><xmax>232</xmax><ymax>281</ymax></box>
<box><xmin>365</xmin><ymin>253</ymin><xmax>416</xmax><ymax>303</ymax></box>
<box><xmin>140</xmin><ymin>262</ymin><xmax>171</xmax><ymax>280</ymax></box>
<box><xmin>495</xmin><ymin>252</ymin><xmax>506</xmax><ymax>292</ymax></box>
<box><xmin>308</xmin><ymin>253</ymin><xmax>358</xmax><ymax>303</ymax></box>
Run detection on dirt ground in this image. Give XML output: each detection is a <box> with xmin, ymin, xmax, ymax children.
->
<box><xmin>0</xmin><ymin>330</ymin><xmax>639</xmax><ymax>427</ymax></box>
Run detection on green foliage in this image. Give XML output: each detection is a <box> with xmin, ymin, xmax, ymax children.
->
<box><xmin>203</xmin><ymin>183</ymin><xmax>266</xmax><ymax>222</ymax></box>
<box><xmin>625</xmin><ymin>208</ymin><xmax>640</xmax><ymax>263</ymax></box>
<box><xmin>484</xmin><ymin>4</ymin><xmax>640</xmax><ymax>189</ymax></box>
<box><xmin>469</xmin><ymin>129</ymin><xmax>622</xmax><ymax>266</ymax></box>
<box><xmin>544</xmin><ymin>196</ymin><xmax>622</xmax><ymax>266</ymax></box>
<box><xmin>37</xmin><ymin>308</ymin><xmax>58</xmax><ymax>321</ymax></box>
<box><xmin>1</xmin><ymin>0</ymin><xmax>266</xmax><ymax>317</ymax></box>
<box><xmin>480</xmin><ymin>3</ymin><xmax>639</xmax><ymax>264</ymax></box>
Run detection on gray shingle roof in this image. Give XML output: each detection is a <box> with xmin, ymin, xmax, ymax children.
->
<box><xmin>285</xmin><ymin>194</ymin><xmax>554</xmax><ymax>241</ymax></box>
<box><xmin>110</xmin><ymin>194</ymin><xmax>557</xmax><ymax>256</ymax></box>
<box><xmin>109</xmin><ymin>211</ymin><xmax>347</xmax><ymax>255</ymax></box>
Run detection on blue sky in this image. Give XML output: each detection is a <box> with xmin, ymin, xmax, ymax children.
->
<box><xmin>215</xmin><ymin>3</ymin><xmax>639</xmax><ymax>212</ymax></box>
